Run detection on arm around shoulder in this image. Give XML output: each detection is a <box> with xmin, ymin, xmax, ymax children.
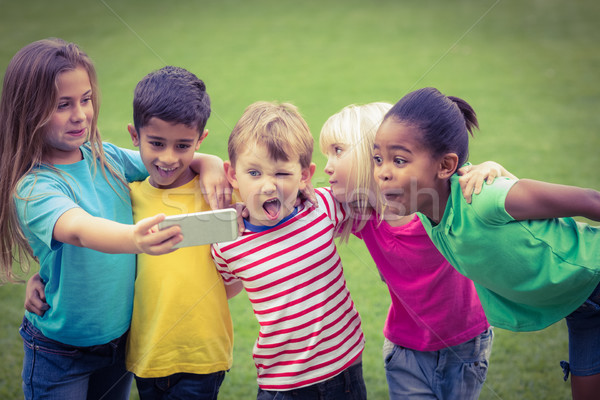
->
<box><xmin>458</xmin><ymin>161</ymin><xmax>518</xmax><ymax>203</ymax></box>
<box><xmin>190</xmin><ymin>153</ymin><xmax>232</xmax><ymax>210</ymax></box>
<box><xmin>504</xmin><ymin>179</ymin><xmax>600</xmax><ymax>221</ymax></box>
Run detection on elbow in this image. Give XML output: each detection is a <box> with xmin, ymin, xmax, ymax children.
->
<box><xmin>583</xmin><ymin>188</ymin><xmax>600</xmax><ymax>221</ymax></box>
<box><xmin>587</xmin><ymin>188</ymin><xmax>600</xmax><ymax>203</ymax></box>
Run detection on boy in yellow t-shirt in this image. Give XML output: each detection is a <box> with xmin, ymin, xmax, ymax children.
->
<box><xmin>125</xmin><ymin>66</ymin><xmax>240</xmax><ymax>399</ymax></box>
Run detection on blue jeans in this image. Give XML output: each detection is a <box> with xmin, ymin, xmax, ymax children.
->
<box><xmin>563</xmin><ymin>282</ymin><xmax>600</xmax><ymax>378</ymax></box>
<box><xmin>256</xmin><ymin>363</ymin><xmax>367</xmax><ymax>400</ymax></box>
<box><xmin>135</xmin><ymin>371</ymin><xmax>226</xmax><ymax>400</ymax></box>
<box><xmin>20</xmin><ymin>316</ymin><xmax>133</xmax><ymax>400</ymax></box>
<box><xmin>383</xmin><ymin>327</ymin><xmax>493</xmax><ymax>400</ymax></box>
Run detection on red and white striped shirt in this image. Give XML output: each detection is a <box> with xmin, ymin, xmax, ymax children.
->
<box><xmin>211</xmin><ymin>188</ymin><xmax>364</xmax><ymax>390</ymax></box>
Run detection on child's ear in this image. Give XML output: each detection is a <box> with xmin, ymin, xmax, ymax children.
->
<box><xmin>224</xmin><ymin>160</ymin><xmax>239</xmax><ymax>190</ymax></box>
<box><xmin>299</xmin><ymin>163</ymin><xmax>316</xmax><ymax>190</ymax></box>
<box><xmin>195</xmin><ymin>129</ymin><xmax>209</xmax><ymax>151</ymax></box>
<box><xmin>438</xmin><ymin>153</ymin><xmax>459</xmax><ymax>179</ymax></box>
<box><xmin>128</xmin><ymin>124</ymin><xmax>140</xmax><ymax>146</ymax></box>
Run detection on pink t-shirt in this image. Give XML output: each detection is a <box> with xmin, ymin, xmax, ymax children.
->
<box><xmin>355</xmin><ymin>213</ymin><xmax>489</xmax><ymax>351</ymax></box>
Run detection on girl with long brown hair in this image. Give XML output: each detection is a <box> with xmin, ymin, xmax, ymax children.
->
<box><xmin>0</xmin><ymin>38</ymin><xmax>224</xmax><ymax>399</ymax></box>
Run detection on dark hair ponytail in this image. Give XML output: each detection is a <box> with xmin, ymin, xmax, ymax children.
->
<box><xmin>447</xmin><ymin>96</ymin><xmax>479</xmax><ymax>136</ymax></box>
<box><xmin>385</xmin><ymin>87</ymin><xmax>478</xmax><ymax>167</ymax></box>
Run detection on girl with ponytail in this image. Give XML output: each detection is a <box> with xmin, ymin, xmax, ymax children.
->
<box><xmin>373</xmin><ymin>87</ymin><xmax>600</xmax><ymax>400</ymax></box>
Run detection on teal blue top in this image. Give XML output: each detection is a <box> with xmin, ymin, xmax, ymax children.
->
<box><xmin>16</xmin><ymin>143</ymin><xmax>147</xmax><ymax>346</ymax></box>
<box><xmin>419</xmin><ymin>175</ymin><xmax>600</xmax><ymax>331</ymax></box>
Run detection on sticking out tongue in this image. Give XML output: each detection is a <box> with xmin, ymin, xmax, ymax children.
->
<box><xmin>263</xmin><ymin>199</ymin><xmax>281</xmax><ymax>220</ymax></box>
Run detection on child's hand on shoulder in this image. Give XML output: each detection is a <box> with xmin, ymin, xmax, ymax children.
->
<box><xmin>132</xmin><ymin>214</ymin><xmax>182</xmax><ymax>255</ymax></box>
<box><xmin>194</xmin><ymin>151</ymin><xmax>233</xmax><ymax>210</ymax></box>
<box><xmin>458</xmin><ymin>161</ymin><xmax>518</xmax><ymax>203</ymax></box>
<box><xmin>230</xmin><ymin>202</ymin><xmax>248</xmax><ymax>235</ymax></box>
<box><xmin>298</xmin><ymin>181</ymin><xmax>318</xmax><ymax>207</ymax></box>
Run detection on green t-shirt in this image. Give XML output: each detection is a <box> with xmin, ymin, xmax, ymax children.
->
<box><xmin>419</xmin><ymin>175</ymin><xmax>600</xmax><ymax>331</ymax></box>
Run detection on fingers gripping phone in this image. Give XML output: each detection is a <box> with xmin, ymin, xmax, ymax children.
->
<box><xmin>158</xmin><ymin>209</ymin><xmax>238</xmax><ymax>248</ymax></box>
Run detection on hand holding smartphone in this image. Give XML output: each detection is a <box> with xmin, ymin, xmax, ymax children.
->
<box><xmin>158</xmin><ymin>209</ymin><xmax>238</xmax><ymax>248</ymax></box>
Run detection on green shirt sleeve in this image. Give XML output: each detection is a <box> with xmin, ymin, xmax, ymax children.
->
<box><xmin>470</xmin><ymin>177</ymin><xmax>518</xmax><ymax>225</ymax></box>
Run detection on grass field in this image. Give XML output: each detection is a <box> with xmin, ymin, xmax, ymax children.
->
<box><xmin>1</xmin><ymin>1</ymin><xmax>599</xmax><ymax>399</ymax></box>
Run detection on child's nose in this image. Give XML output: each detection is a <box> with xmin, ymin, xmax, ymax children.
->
<box><xmin>70</xmin><ymin>104</ymin><xmax>86</xmax><ymax>122</ymax></box>
<box><xmin>261</xmin><ymin>178</ymin><xmax>277</xmax><ymax>194</ymax></box>
<box><xmin>324</xmin><ymin>159</ymin><xmax>334</xmax><ymax>176</ymax></box>
<box><xmin>159</xmin><ymin>149</ymin><xmax>177</xmax><ymax>164</ymax></box>
<box><xmin>375</xmin><ymin>165</ymin><xmax>392</xmax><ymax>182</ymax></box>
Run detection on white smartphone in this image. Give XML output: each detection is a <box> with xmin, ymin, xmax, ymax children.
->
<box><xmin>158</xmin><ymin>209</ymin><xmax>239</xmax><ymax>248</ymax></box>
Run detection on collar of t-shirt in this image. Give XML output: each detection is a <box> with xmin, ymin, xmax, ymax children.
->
<box><xmin>243</xmin><ymin>207</ymin><xmax>300</xmax><ymax>233</ymax></box>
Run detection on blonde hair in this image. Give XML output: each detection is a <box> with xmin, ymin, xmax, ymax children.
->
<box><xmin>319</xmin><ymin>102</ymin><xmax>392</xmax><ymax>241</ymax></box>
<box><xmin>228</xmin><ymin>101</ymin><xmax>313</xmax><ymax>169</ymax></box>
<box><xmin>0</xmin><ymin>38</ymin><xmax>127</xmax><ymax>283</ymax></box>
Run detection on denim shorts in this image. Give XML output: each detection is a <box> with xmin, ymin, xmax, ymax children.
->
<box><xmin>20</xmin><ymin>316</ymin><xmax>132</xmax><ymax>400</ymax></box>
<box><xmin>563</xmin><ymin>282</ymin><xmax>600</xmax><ymax>378</ymax></box>
<box><xmin>383</xmin><ymin>327</ymin><xmax>493</xmax><ymax>400</ymax></box>
<box><xmin>135</xmin><ymin>371</ymin><xmax>226</xmax><ymax>400</ymax></box>
<box><xmin>256</xmin><ymin>363</ymin><xmax>367</xmax><ymax>400</ymax></box>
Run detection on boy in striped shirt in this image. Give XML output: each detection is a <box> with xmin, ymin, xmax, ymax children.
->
<box><xmin>211</xmin><ymin>101</ymin><xmax>366</xmax><ymax>399</ymax></box>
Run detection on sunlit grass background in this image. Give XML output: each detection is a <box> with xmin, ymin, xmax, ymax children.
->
<box><xmin>1</xmin><ymin>1</ymin><xmax>599</xmax><ymax>399</ymax></box>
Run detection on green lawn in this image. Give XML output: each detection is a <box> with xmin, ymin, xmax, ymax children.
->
<box><xmin>1</xmin><ymin>0</ymin><xmax>599</xmax><ymax>399</ymax></box>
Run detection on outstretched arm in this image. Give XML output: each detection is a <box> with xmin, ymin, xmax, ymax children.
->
<box><xmin>53</xmin><ymin>208</ymin><xmax>183</xmax><ymax>255</ymax></box>
<box><xmin>505</xmin><ymin>179</ymin><xmax>600</xmax><ymax>221</ymax></box>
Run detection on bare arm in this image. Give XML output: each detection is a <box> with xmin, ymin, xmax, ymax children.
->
<box><xmin>505</xmin><ymin>179</ymin><xmax>600</xmax><ymax>221</ymax></box>
<box><xmin>53</xmin><ymin>208</ymin><xmax>182</xmax><ymax>255</ymax></box>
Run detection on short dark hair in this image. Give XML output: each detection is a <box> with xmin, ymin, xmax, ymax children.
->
<box><xmin>385</xmin><ymin>87</ymin><xmax>478</xmax><ymax>167</ymax></box>
<box><xmin>132</xmin><ymin>66</ymin><xmax>211</xmax><ymax>134</ymax></box>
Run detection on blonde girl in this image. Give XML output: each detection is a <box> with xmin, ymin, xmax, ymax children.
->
<box><xmin>373</xmin><ymin>87</ymin><xmax>600</xmax><ymax>400</ymax></box>
<box><xmin>319</xmin><ymin>102</ymin><xmax>509</xmax><ymax>399</ymax></box>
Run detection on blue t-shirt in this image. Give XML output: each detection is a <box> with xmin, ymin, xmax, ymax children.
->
<box><xmin>16</xmin><ymin>143</ymin><xmax>147</xmax><ymax>346</ymax></box>
<box><xmin>419</xmin><ymin>175</ymin><xmax>600</xmax><ymax>331</ymax></box>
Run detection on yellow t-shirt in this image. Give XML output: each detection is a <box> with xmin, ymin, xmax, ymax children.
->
<box><xmin>126</xmin><ymin>176</ymin><xmax>233</xmax><ymax>377</ymax></box>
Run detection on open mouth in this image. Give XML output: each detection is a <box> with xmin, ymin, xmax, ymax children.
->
<box><xmin>67</xmin><ymin>128</ymin><xmax>86</xmax><ymax>137</ymax></box>
<box><xmin>384</xmin><ymin>193</ymin><xmax>398</xmax><ymax>201</ymax></box>
<box><xmin>382</xmin><ymin>189</ymin><xmax>403</xmax><ymax>204</ymax></box>
<box><xmin>262</xmin><ymin>198</ymin><xmax>281</xmax><ymax>220</ymax></box>
<box><xmin>156</xmin><ymin>165</ymin><xmax>177</xmax><ymax>178</ymax></box>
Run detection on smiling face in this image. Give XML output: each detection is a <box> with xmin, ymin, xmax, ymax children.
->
<box><xmin>43</xmin><ymin>66</ymin><xmax>94</xmax><ymax>164</ymax></box>
<box><xmin>373</xmin><ymin>119</ymin><xmax>445</xmax><ymax>219</ymax></box>
<box><xmin>129</xmin><ymin>118</ymin><xmax>205</xmax><ymax>189</ymax></box>
<box><xmin>225</xmin><ymin>143</ymin><xmax>313</xmax><ymax>227</ymax></box>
